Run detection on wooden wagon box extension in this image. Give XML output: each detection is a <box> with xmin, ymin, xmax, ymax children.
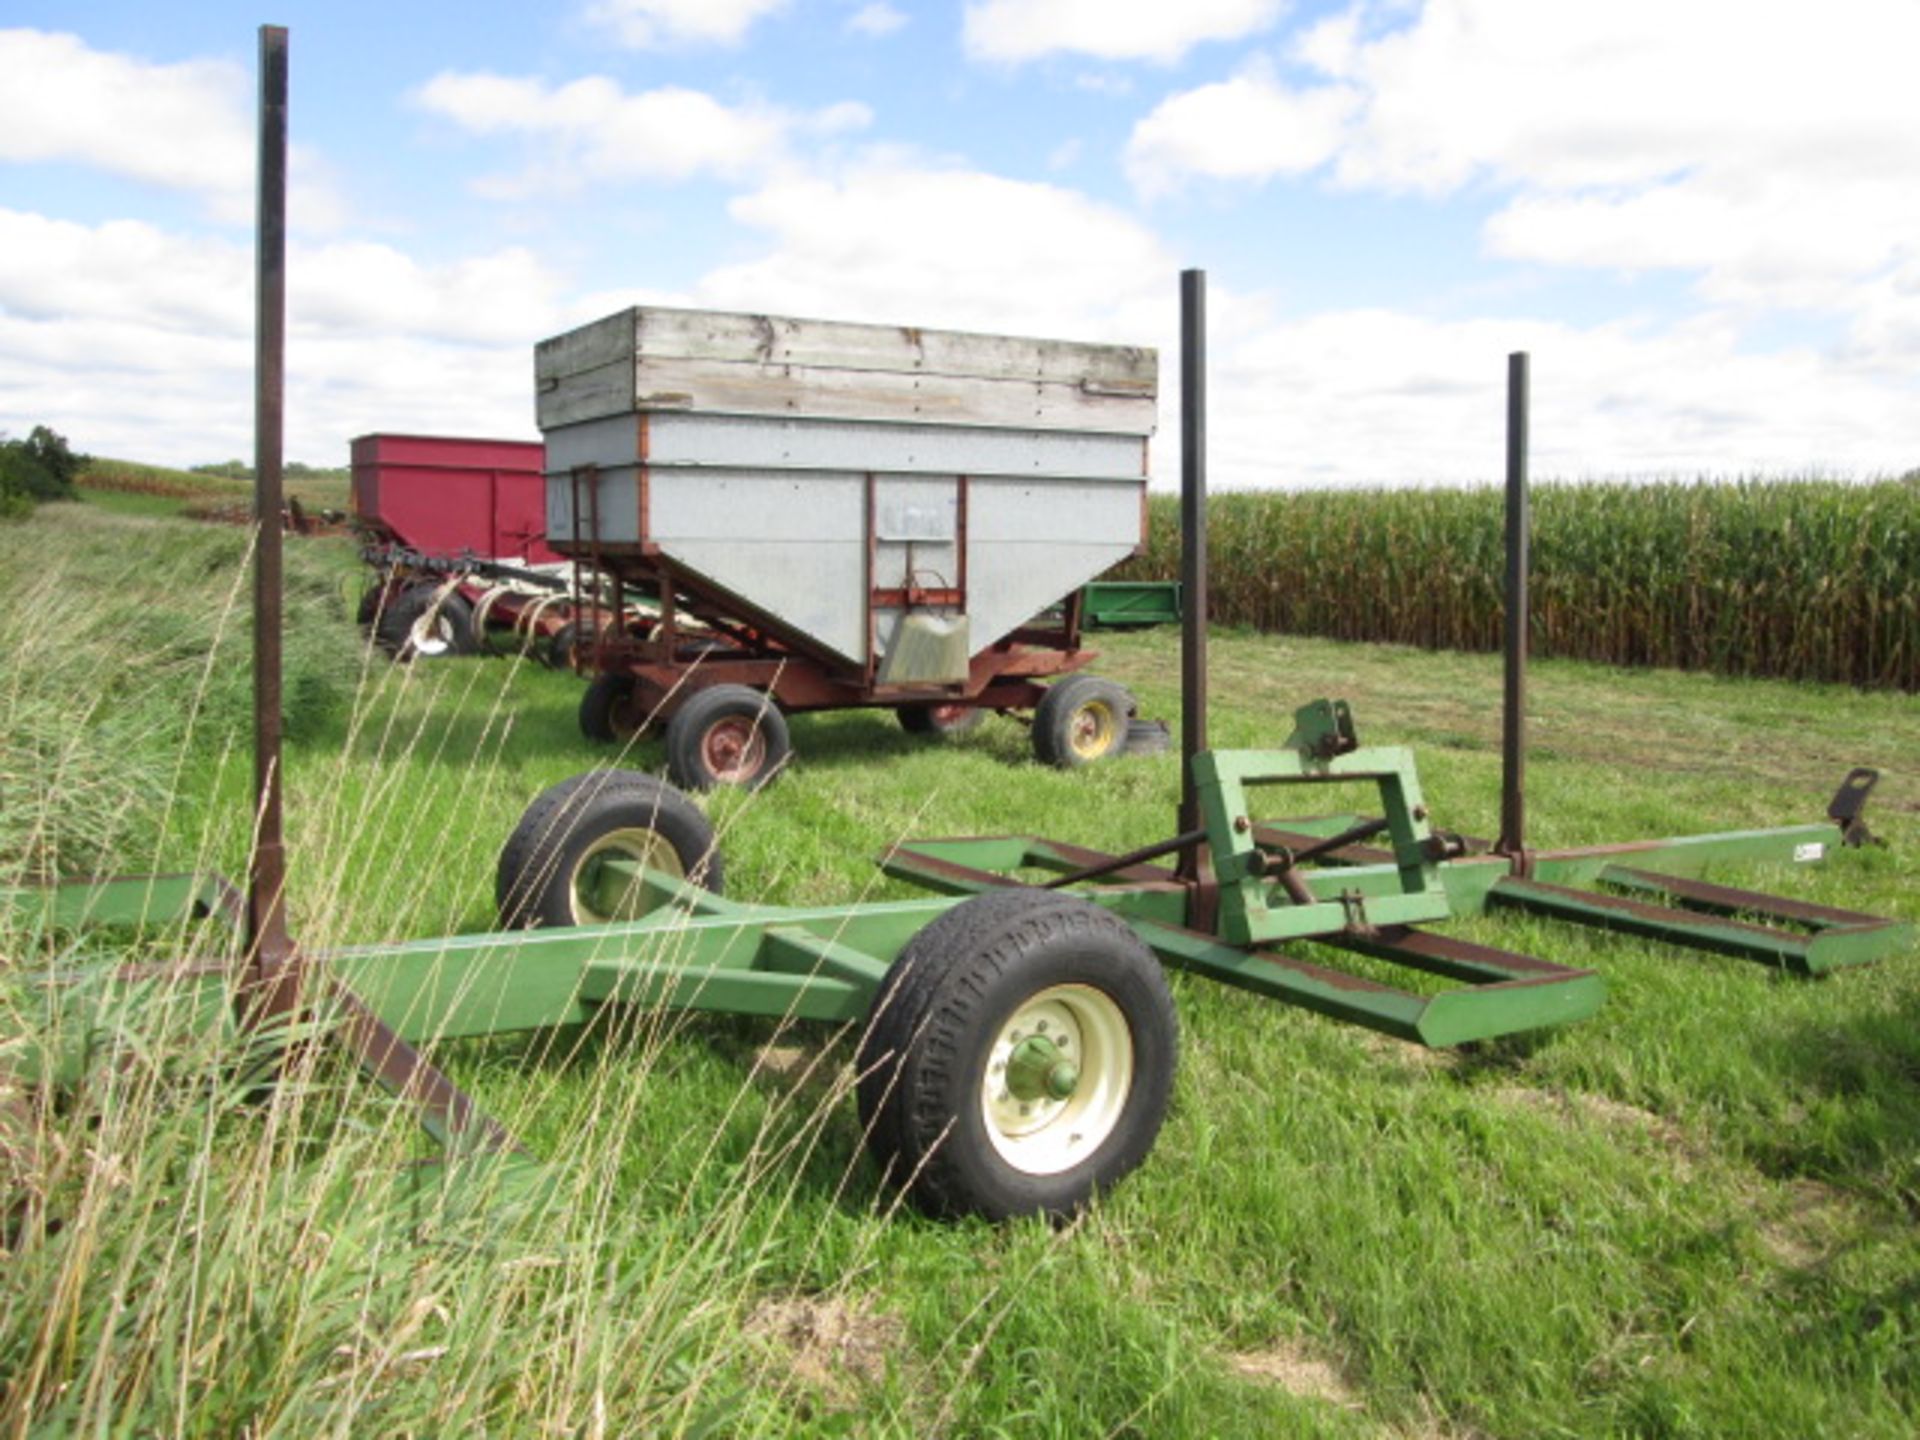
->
<box><xmin>536</xmin><ymin>306</ymin><xmax>1158</xmax><ymax>680</ymax></box>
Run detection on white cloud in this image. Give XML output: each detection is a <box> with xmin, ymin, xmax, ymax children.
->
<box><xmin>0</xmin><ymin>208</ymin><xmax>563</xmax><ymax>464</ymax></box>
<box><xmin>695</xmin><ymin>162</ymin><xmax>1176</xmax><ymax>342</ymax></box>
<box><xmin>8</xmin><ymin>183</ymin><xmax>1918</xmax><ymax>482</ymax></box>
<box><xmin>1126</xmin><ymin>0</ymin><xmax>1920</xmax><ymax>379</ymax></box>
<box><xmin>1129</xmin><ymin>3</ymin><xmax>1920</xmax><ymax>278</ymax></box>
<box><xmin>0</xmin><ymin>30</ymin><xmax>250</xmax><ymax>204</ymax></box>
<box><xmin>1210</xmin><ymin>309</ymin><xmax>1920</xmax><ymax>485</ymax></box>
<box><xmin>846</xmin><ymin>4</ymin><xmax>907</xmax><ymax>38</ymax></box>
<box><xmin>0</xmin><ymin>28</ymin><xmax>347</xmax><ymax>229</ymax></box>
<box><xmin>648</xmin><ymin>160</ymin><xmax>1920</xmax><ymax>484</ymax></box>
<box><xmin>413</xmin><ymin>72</ymin><xmax>865</xmax><ymax>195</ymax></box>
<box><xmin>1125</xmin><ymin>59</ymin><xmax>1356</xmax><ymax>197</ymax></box>
<box><xmin>964</xmin><ymin>0</ymin><xmax>1287</xmax><ymax>65</ymax></box>
<box><xmin>584</xmin><ymin>0</ymin><xmax>789</xmax><ymax>48</ymax></box>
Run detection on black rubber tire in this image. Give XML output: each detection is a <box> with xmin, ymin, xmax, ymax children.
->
<box><xmin>496</xmin><ymin>770</ymin><xmax>722</xmax><ymax>929</ymax></box>
<box><xmin>854</xmin><ymin>888</ymin><xmax>1177</xmax><ymax>1221</ymax></box>
<box><xmin>1124</xmin><ymin>718</ymin><xmax>1172</xmax><ymax>756</ymax></box>
<box><xmin>355</xmin><ymin>582</ymin><xmax>389</xmax><ymax>629</ymax></box>
<box><xmin>578</xmin><ymin>672</ymin><xmax>655</xmax><ymax>744</ymax></box>
<box><xmin>376</xmin><ymin>584</ymin><xmax>478</xmax><ymax>661</ymax></box>
<box><xmin>897</xmin><ymin>702</ymin><xmax>987</xmax><ymax>738</ymax></box>
<box><xmin>664</xmin><ymin>685</ymin><xmax>791</xmax><ymax>792</ymax></box>
<box><xmin>1031</xmin><ymin>675</ymin><xmax>1136</xmax><ymax>768</ymax></box>
<box><xmin>543</xmin><ymin>619</ymin><xmax>587</xmax><ymax>671</ymax></box>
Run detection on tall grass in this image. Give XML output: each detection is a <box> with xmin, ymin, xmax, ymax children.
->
<box><xmin>0</xmin><ymin>509</ymin><xmax>939</xmax><ymax>1436</ymax></box>
<box><xmin>1121</xmin><ymin>477</ymin><xmax>1920</xmax><ymax>690</ymax></box>
<box><xmin>3</xmin><ymin>501</ymin><xmax>1918</xmax><ymax>1436</ymax></box>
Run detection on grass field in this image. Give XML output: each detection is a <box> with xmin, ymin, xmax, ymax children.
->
<box><xmin>3</xmin><ymin>498</ymin><xmax>1917</xmax><ymax>1436</ymax></box>
<box><xmin>75</xmin><ymin>456</ymin><xmax>350</xmax><ymax>519</ymax></box>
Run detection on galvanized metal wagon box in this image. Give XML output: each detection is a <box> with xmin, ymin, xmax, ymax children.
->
<box><xmin>534</xmin><ymin>305</ymin><xmax>1161</xmax><ymax>788</ymax></box>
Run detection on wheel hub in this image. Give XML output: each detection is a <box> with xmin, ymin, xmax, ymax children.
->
<box><xmin>1068</xmin><ymin>700</ymin><xmax>1117</xmax><ymax>759</ymax></box>
<box><xmin>410</xmin><ymin>613</ymin><xmax>453</xmax><ymax>657</ymax></box>
<box><xmin>1005</xmin><ymin>1036</ymin><xmax>1079</xmax><ymax>1102</ymax></box>
<box><xmin>702</xmin><ymin>716</ymin><xmax>766</xmax><ymax>782</ymax></box>
<box><xmin>981</xmin><ymin>986</ymin><xmax>1133</xmax><ymax>1174</ymax></box>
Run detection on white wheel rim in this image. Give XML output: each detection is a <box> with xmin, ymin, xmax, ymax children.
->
<box><xmin>569</xmin><ymin>826</ymin><xmax>686</xmax><ymax>924</ymax></box>
<box><xmin>981</xmin><ymin>984</ymin><xmax>1133</xmax><ymax>1175</ymax></box>
<box><xmin>408</xmin><ymin>612</ymin><xmax>454</xmax><ymax>657</ymax></box>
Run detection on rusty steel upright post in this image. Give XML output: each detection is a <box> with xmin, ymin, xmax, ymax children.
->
<box><xmin>1175</xmin><ymin>269</ymin><xmax>1209</xmax><ymax>884</ymax></box>
<box><xmin>247</xmin><ymin>24</ymin><xmax>295</xmax><ymax>1001</ymax></box>
<box><xmin>1495</xmin><ymin>351</ymin><xmax>1529</xmax><ymax>864</ymax></box>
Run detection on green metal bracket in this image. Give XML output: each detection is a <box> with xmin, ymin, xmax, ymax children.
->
<box><xmin>1194</xmin><ymin>699</ymin><xmax>1452</xmax><ymax>946</ymax></box>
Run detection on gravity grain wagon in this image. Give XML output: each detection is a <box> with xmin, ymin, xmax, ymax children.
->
<box><xmin>537</xmin><ymin>306</ymin><xmax>1160</xmax><ymax>789</ymax></box>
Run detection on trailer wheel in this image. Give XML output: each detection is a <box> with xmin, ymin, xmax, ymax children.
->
<box><xmin>579</xmin><ymin>673</ymin><xmax>653</xmax><ymax>743</ymax></box>
<box><xmin>665</xmin><ymin>685</ymin><xmax>791</xmax><ymax>791</ymax></box>
<box><xmin>497</xmin><ymin>770</ymin><xmax>722</xmax><ymax>928</ymax></box>
<box><xmin>897</xmin><ymin>702</ymin><xmax>986</xmax><ymax>738</ymax></box>
<box><xmin>355</xmin><ymin>582</ymin><xmax>389</xmax><ymax>629</ymax></box>
<box><xmin>1032</xmin><ymin>676</ymin><xmax>1136</xmax><ymax>768</ymax></box>
<box><xmin>855</xmin><ymin>888</ymin><xmax>1176</xmax><ymax>1221</ymax></box>
<box><xmin>378</xmin><ymin>585</ymin><xmax>477</xmax><ymax>661</ymax></box>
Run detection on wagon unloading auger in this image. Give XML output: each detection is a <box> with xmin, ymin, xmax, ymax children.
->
<box><xmin>1</xmin><ymin>28</ymin><xmax>1908</xmax><ymax>1222</ymax></box>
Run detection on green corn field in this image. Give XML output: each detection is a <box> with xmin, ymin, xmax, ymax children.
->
<box><xmin>1120</xmin><ymin>476</ymin><xmax>1920</xmax><ymax>690</ymax></box>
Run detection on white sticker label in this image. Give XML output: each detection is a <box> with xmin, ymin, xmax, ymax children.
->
<box><xmin>1793</xmin><ymin>842</ymin><xmax>1825</xmax><ymax>863</ymax></box>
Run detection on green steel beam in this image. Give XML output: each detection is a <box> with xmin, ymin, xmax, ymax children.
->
<box><xmin>0</xmin><ymin>873</ymin><xmax>239</xmax><ymax>931</ymax></box>
<box><xmin>1132</xmin><ymin>918</ymin><xmax>1602</xmax><ymax>1047</ymax></box>
<box><xmin>579</xmin><ymin>961</ymin><xmax>865</xmax><ymax>1021</ymax></box>
<box><xmin>1526</xmin><ymin>824</ymin><xmax>1842</xmax><ymax>889</ymax></box>
<box><xmin>1489</xmin><ymin>874</ymin><xmax>1907</xmax><ymax>975</ymax></box>
<box><xmin>323</xmin><ymin>894</ymin><xmax>961</xmax><ymax>1045</ymax></box>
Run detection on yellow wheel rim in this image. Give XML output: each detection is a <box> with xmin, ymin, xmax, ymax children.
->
<box><xmin>1067</xmin><ymin>699</ymin><xmax>1119</xmax><ymax>760</ymax></box>
<box><xmin>569</xmin><ymin>826</ymin><xmax>687</xmax><ymax>924</ymax></box>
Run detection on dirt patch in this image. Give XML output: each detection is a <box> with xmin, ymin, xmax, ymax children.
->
<box><xmin>1490</xmin><ymin>1085</ymin><xmax>1690</xmax><ymax>1153</ymax></box>
<box><xmin>752</xmin><ymin>1044</ymin><xmax>816</xmax><ymax>1082</ymax></box>
<box><xmin>746</xmin><ymin>1294</ymin><xmax>905</xmax><ymax>1404</ymax></box>
<box><xmin>1360</xmin><ymin>1028</ymin><xmax>1462</xmax><ymax>1072</ymax></box>
<box><xmin>1228</xmin><ymin>1337</ymin><xmax>1362</xmax><ymax>1410</ymax></box>
<box><xmin>748</xmin><ymin>1043</ymin><xmax>849</xmax><ymax>1108</ymax></box>
<box><xmin>1757</xmin><ymin>1176</ymin><xmax>1859</xmax><ymax>1270</ymax></box>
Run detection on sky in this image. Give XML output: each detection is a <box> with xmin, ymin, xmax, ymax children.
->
<box><xmin>3</xmin><ymin>0</ymin><xmax>1919</xmax><ymax>488</ymax></box>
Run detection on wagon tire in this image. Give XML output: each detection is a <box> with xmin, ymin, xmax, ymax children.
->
<box><xmin>1032</xmin><ymin>675</ymin><xmax>1136</xmax><ymax>768</ymax></box>
<box><xmin>579</xmin><ymin>672</ymin><xmax>652</xmax><ymax>744</ymax></box>
<box><xmin>377</xmin><ymin>585</ymin><xmax>477</xmax><ymax>661</ymax></box>
<box><xmin>897</xmin><ymin>702</ymin><xmax>986</xmax><ymax>738</ymax></box>
<box><xmin>496</xmin><ymin>770</ymin><xmax>722</xmax><ymax>928</ymax></box>
<box><xmin>855</xmin><ymin>888</ymin><xmax>1176</xmax><ymax>1221</ymax></box>
<box><xmin>355</xmin><ymin>582</ymin><xmax>389</xmax><ymax>629</ymax></box>
<box><xmin>665</xmin><ymin>685</ymin><xmax>790</xmax><ymax>792</ymax></box>
<box><xmin>544</xmin><ymin>620</ymin><xmax>588</xmax><ymax>671</ymax></box>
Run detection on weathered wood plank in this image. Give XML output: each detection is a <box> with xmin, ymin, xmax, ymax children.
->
<box><xmin>536</xmin><ymin>305</ymin><xmax>1155</xmax><ymax>387</ymax></box>
<box><xmin>670</xmin><ymin>312</ymin><xmax>1151</xmax><ymax>385</ymax></box>
<box><xmin>537</xmin><ymin>353</ymin><xmax>1157</xmax><ymax>434</ymax></box>
<box><xmin>535</xmin><ymin>311</ymin><xmax>636</xmax><ymax>379</ymax></box>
